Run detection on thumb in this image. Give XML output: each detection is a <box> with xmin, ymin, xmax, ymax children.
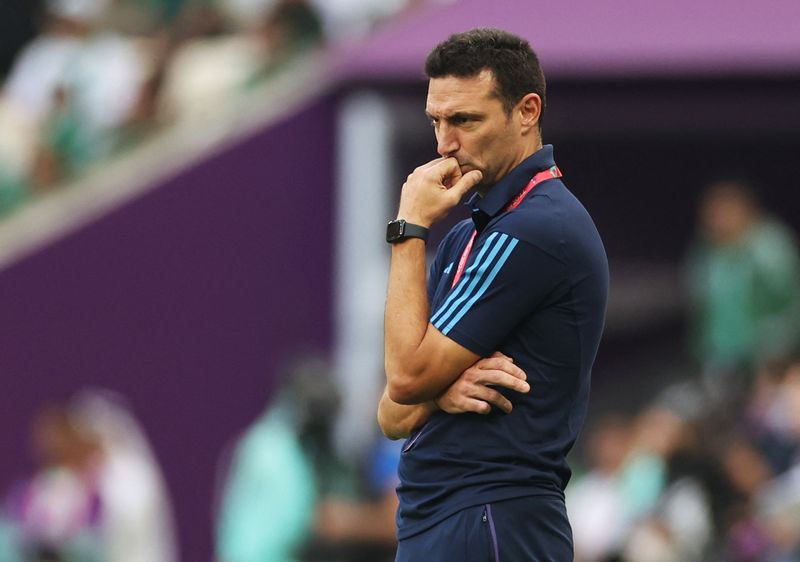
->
<box><xmin>450</xmin><ymin>170</ymin><xmax>483</xmax><ymax>199</ymax></box>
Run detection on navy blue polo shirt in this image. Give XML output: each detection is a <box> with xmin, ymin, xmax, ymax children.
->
<box><xmin>396</xmin><ymin>145</ymin><xmax>609</xmax><ymax>540</ymax></box>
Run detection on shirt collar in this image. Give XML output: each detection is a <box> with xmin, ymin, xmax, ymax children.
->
<box><xmin>467</xmin><ymin>144</ymin><xmax>556</xmax><ymax>221</ymax></box>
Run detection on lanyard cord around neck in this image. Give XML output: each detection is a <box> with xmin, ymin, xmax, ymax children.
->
<box><xmin>450</xmin><ymin>165</ymin><xmax>562</xmax><ymax>288</ymax></box>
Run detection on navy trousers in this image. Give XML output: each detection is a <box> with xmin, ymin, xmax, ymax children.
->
<box><xmin>395</xmin><ymin>495</ymin><xmax>573</xmax><ymax>562</ymax></box>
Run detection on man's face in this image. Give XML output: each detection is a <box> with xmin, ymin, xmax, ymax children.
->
<box><xmin>426</xmin><ymin>70</ymin><xmax>527</xmax><ymax>191</ymax></box>
<box><xmin>700</xmin><ymin>184</ymin><xmax>755</xmax><ymax>245</ymax></box>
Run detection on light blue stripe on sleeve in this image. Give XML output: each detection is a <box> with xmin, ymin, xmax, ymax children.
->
<box><xmin>430</xmin><ymin>232</ymin><xmax>502</xmax><ymax>326</ymax></box>
<box><xmin>432</xmin><ymin>233</ymin><xmax>511</xmax><ymax>331</ymax></box>
<box><xmin>440</xmin><ymin>237</ymin><xmax>519</xmax><ymax>335</ymax></box>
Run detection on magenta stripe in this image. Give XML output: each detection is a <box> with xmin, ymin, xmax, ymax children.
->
<box><xmin>486</xmin><ymin>504</ymin><xmax>500</xmax><ymax>562</ymax></box>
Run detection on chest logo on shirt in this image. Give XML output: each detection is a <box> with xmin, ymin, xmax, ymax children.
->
<box><xmin>443</xmin><ymin>262</ymin><xmax>454</xmax><ymax>275</ymax></box>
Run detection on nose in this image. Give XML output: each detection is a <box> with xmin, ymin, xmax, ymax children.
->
<box><xmin>436</xmin><ymin>124</ymin><xmax>459</xmax><ymax>158</ymax></box>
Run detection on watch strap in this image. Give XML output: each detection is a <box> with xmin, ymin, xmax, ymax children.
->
<box><xmin>386</xmin><ymin>219</ymin><xmax>429</xmax><ymax>243</ymax></box>
<box><xmin>400</xmin><ymin>222</ymin><xmax>429</xmax><ymax>242</ymax></box>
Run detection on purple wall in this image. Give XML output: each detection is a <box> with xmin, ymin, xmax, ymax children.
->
<box><xmin>0</xmin><ymin>96</ymin><xmax>336</xmax><ymax>561</ymax></box>
<box><xmin>335</xmin><ymin>0</ymin><xmax>800</xmax><ymax>80</ymax></box>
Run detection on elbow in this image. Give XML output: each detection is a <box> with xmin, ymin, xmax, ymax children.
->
<box><xmin>386</xmin><ymin>373</ymin><xmax>427</xmax><ymax>405</ymax></box>
<box><xmin>384</xmin><ymin>357</ymin><xmax>411</xmax><ymax>404</ymax></box>
<box><xmin>377</xmin><ymin>415</ymin><xmax>405</xmax><ymax>440</ymax></box>
<box><xmin>376</xmin><ymin>394</ymin><xmax>410</xmax><ymax>440</ymax></box>
<box><xmin>385</xmin><ymin>354</ymin><xmax>437</xmax><ymax>404</ymax></box>
<box><xmin>385</xmin><ymin>358</ymin><xmax>423</xmax><ymax>404</ymax></box>
<box><xmin>387</xmin><ymin>381</ymin><xmax>417</xmax><ymax>405</ymax></box>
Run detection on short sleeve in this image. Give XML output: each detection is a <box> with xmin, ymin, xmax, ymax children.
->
<box><xmin>429</xmin><ymin>231</ymin><xmax>564</xmax><ymax>356</ymax></box>
<box><xmin>427</xmin><ymin>247</ymin><xmax>445</xmax><ymax>303</ymax></box>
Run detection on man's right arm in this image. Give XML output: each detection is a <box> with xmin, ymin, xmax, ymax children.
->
<box><xmin>377</xmin><ymin>352</ymin><xmax>529</xmax><ymax>440</ymax></box>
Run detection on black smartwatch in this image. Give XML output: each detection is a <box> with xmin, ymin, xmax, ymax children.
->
<box><xmin>386</xmin><ymin>219</ymin><xmax>429</xmax><ymax>244</ymax></box>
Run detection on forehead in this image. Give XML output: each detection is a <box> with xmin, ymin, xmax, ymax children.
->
<box><xmin>425</xmin><ymin>69</ymin><xmax>501</xmax><ymax>116</ymax></box>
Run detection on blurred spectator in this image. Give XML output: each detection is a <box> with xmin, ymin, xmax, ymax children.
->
<box><xmin>720</xmin><ymin>438</ymin><xmax>775</xmax><ymax>562</ymax></box>
<box><xmin>308</xmin><ymin>0</ymin><xmax>408</xmax><ymax>41</ymax></box>
<box><xmin>756</xmin><ymin>456</ymin><xmax>800</xmax><ymax>561</ymax></box>
<box><xmin>215</xmin><ymin>356</ymin><xmax>341</xmax><ymax>562</ymax></box>
<box><xmin>567</xmin><ymin>413</ymin><xmax>642</xmax><ymax>562</ymax></box>
<box><xmin>259</xmin><ymin>1</ymin><xmax>324</xmax><ymax>66</ymax></box>
<box><xmin>71</xmin><ymin>390</ymin><xmax>178</xmax><ymax>562</ymax></box>
<box><xmin>0</xmin><ymin>0</ymin><xmax>326</xmax><ymax>218</ymax></box>
<box><xmin>158</xmin><ymin>0</ymin><xmax>323</xmax><ymax>123</ymax></box>
<box><xmin>156</xmin><ymin>3</ymin><xmax>257</xmax><ymax>123</ymax></box>
<box><xmin>313</xmin><ymin>435</ymin><xmax>400</xmax><ymax>561</ymax></box>
<box><xmin>746</xmin><ymin>360</ymin><xmax>800</xmax><ymax>476</ymax></box>
<box><xmin>4</xmin><ymin>402</ymin><xmax>105</xmax><ymax>561</ymax></box>
<box><xmin>216</xmin><ymin>357</ymin><xmax>401</xmax><ymax>562</ymax></box>
<box><xmin>308</xmin><ymin>0</ymin><xmax>453</xmax><ymax>41</ymax></box>
<box><xmin>685</xmin><ymin>179</ymin><xmax>800</xmax><ymax>401</ymax></box>
<box><xmin>0</xmin><ymin>0</ymin><xmax>149</xmax><ymax>202</ymax></box>
<box><xmin>568</xmin><ymin>358</ymin><xmax>800</xmax><ymax>562</ymax></box>
<box><xmin>1</xmin><ymin>390</ymin><xmax>176</xmax><ymax>562</ymax></box>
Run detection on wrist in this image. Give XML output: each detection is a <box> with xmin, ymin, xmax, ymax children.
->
<box><xmin>396</xmin><ymin>216</ymin><xmax>432</xmax><ymax>229</ymax></box>
<box><xmin>386</xmin><ymin>219</ymin><xmax>429</xmax><ymax>244</ymax></box>
<box><xmin>395</xmin><ymin>205</ymin><xmax>433</xmax><ymax>228</ymax></box>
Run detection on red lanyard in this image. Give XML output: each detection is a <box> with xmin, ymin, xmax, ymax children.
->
<box><xmin>450</xmin><ymin>165</ymin><xmax>562</xmax><ymax>288</ymax></box>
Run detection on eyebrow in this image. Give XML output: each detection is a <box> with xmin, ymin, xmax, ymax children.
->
<box><xmin>425</xmin><ymin>110</ymin><xmax>484</xmax><ymax>121</ymax></box>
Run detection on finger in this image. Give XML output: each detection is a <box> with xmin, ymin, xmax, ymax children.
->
<box><xmin>432</xmin><ymin>157</ymin><xmax>462</xmax><ymax>189</ymax></box>
<box><xmin>479</xmin><ymin>357</ymin><xmax>527</xmax><ymax>380</ymax></box>
<box><xmin>432</xmin><ymin>156</ymin><xmax>461</xmax><ymax>177</ymax></box>
<box><xmin>477</xmin><ymin>369</ymin><xmax>530</xmax><ymax>393</ymax></box>
<box><xmin>415</xmin><ymin>158</ymin><xmax>445</xmax><ymax>173</ymax></box>
<box><xmin>460</xmin><ymin>398</ymin><xmax>492</xmax><ymax>415</ymax></box>
<box><xmin>477</xmin><ymin>387</ymin><xmax>513</xmax><ymax>413</ymax></box>
<box><xmin>449</xmin><ymin>170</ymin><xmax>482</xmax><ymax>198</ymax></box>
<box><xmin>440</xmin><ymin>393</ymin><xmax>492</xmax><ymax>415</ymax></box>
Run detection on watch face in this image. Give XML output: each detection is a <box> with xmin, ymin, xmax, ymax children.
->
<box><xmin>386</xmin><ymin>220</ymin><xmax>405</xmax><ymax>242</ymax></box>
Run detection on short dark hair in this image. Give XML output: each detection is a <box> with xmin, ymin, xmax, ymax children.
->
<box><xmin>425</xmin><ymin>28</ymin><xmax>546</xmax><ymax>124</ymax></box>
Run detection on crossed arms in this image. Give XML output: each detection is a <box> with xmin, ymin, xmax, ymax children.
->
<box><xmin>378</xmin><ymin>158</ymin><xmax>529</xmax><ymax>439</ymax></box>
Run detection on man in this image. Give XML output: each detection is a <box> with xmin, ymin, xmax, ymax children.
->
<box><xmin>377</xmin><ymin>28</ymin><xmax>608</xmax><ymax>561</ymax></box>
<box><xmin>685</xmin><ymin>179</ymin><xmax>800</xmax><ymax>399</ymax></box>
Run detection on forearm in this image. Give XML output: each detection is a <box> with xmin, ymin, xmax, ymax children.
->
<box><xmin>377</xmin><ymin>387</ymin><xmax>436</xmax><ymax>439</ymax></box>
<box><xmin>383</xmin><ymin>238</ymin><xmax>437</xmax><ymax>403</ymax></box>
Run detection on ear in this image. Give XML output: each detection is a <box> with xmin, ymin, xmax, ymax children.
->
<box><xmin>518</xmin><ymin>93</ymin><xmax>542</xmax><ymax>134</ymax></box>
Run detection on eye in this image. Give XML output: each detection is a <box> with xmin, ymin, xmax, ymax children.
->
<box><xmin>430</xmin><ymin>118</ymin><xmax>439</xmax><ymax>128</ymax></box>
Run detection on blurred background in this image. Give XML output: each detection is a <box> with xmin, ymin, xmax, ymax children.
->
<box><xmin>1</xmin><ymin>0</ymin><xmax>799</xmax><ymax>561</ymax></box>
